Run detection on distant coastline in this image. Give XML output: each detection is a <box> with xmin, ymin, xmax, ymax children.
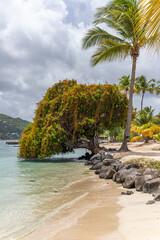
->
<box><xmin>0</xmin><ymin>113</ymin><xmax>30</xmax><ymax>140</ymax></box>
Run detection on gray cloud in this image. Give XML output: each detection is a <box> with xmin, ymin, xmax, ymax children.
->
<box><xmin>0</xmin><ymin>0</ymin><xmax>159</xmax><ymax>122</ymax></box>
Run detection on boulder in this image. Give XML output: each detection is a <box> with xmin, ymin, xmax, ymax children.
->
<box><xmin>146</xmin><ymin>200</ymin><xmax>156</xmax><ymax>205</ymax></box>
<box><xmin>105</xmin><ymin>167</ymin><xmax>116</xmax><ymax>179</ymax></box>
<box><xmin>105</xmin><ymin>154</ymin><xmax>113</xmax><ymax>159</ymax></box>
<box><xmin>101</xmin><ymin>165</ymin><xmax>109</xmax><ymax>171</ymax></box>
<box><xmin>153</xmin><ymin>193</ymin><xmax>160</xmax><ymax>201</ymax></box>
<box><xmin>122</xmin><ymin>163</ymin><xmax>140</xmax><ymax>170</ymax></box>
<box><xmin>121</xmin><ymin>190</ymin><xmax>134</xmax><ymax>195</ymax></box>
<box><xmin>113</xmin><ymin>168</ymin><xmax>139</xmax><ymax>184</ymax></box>
<box><xmin>90</xmin><ymin>162</ymin><xmax>103</xmax><ymax>170</ymax></box>
<box><xmin>123</xmin><ymin>171</ymin><xmax>141</xmax><ymax>189</ymax></box>
<box><xmin>85</xmin><ymin>161</ymin><xmax>93</xmax><ymax>166</ymax></box>
<box><xmin>93</xmin><ymin>160</ymin><xmax>101</xmax><ymax>165</ymax></box>
<box><xmin>95</xmin><ymin>169</ymin><xmax>101</xmax><ymax>175</ymax></box>
<box><xmin>143</xmin><ymin>178</ymin><xmax>160</xmax><ymax>193</ymax></box>
<box><xmin>90</xmin><ymin>151</ymin><xmax>105</xmax><ymax>161</ymax></box>
<box><xmin>103</xmin><ymin>159</ymin><xmax>117</xmax><ymax>166</ymax></box>
<box><xmin>143</xmin><ymin>168</ymin><xmax>160</xmax><ymax>178</ymax></box>
<box><xmin>99</xmin><ymin>166</ymin><xmax>110</xmax><ymax>178</ymax></box>
<box><xmin>110</xmin><ymin>160</ymin><xmax>123</xmax><ymax>171</ymax></box>
<box><xmin>135</xmin><ymin>175</ymin><xmax>153</xmax><ymax>191</ymax></box>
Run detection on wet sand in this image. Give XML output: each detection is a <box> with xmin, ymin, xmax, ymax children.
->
<box><xmin>20</xmin><ymin>175</ymin><xmax>122</xmax><ymax>240</ymax></box>
<box><xmin>54</xmin><ymin>178</ymin><xmax>122</xmax><ymax>240</ymax></box>
<box><xmin>21</xmin><ymin>143</ymin><xmax>160</xmax><ymax>240</ymax></box>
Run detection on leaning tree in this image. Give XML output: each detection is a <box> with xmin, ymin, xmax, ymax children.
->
<box><xmin>19</xmin><ymin>80</ymin><xmax>128</xmax><ymax>159</ymax></box>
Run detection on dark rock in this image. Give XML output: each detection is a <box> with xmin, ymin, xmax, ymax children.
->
<box><xmin>95</xmin><ymin>169</ymin><xmax>101</xmax><ymax>175</ymax></box>
<box><xmin>143</xmin><ymin>178</ymin><xmax>160</xmax><ymax>193</ymax></box>
<box><xmin>90</xmin><ymin>162</ymin><xmax>103</xmax><ymax>170</ymax></box>
<box><xmin>103</xmin><ymin>159</ymin><xmax>116</xmax><ymax>166</ymax></box>
<box><xmin>123</xmin><ymin>177</ymin><xmax>135</xmax><ymax>189</ymax></box>
<box><xmin>143</xmin><ymin>168</ymin><xmax>160</xmax><ymax>178</ymax></box>
<box><xmin>113</xmin><ymin>168</ymin><xmax>137</xmax><ymax>184</ymax></box>
<box><xmin>90</xmin><ymin>152</ymin><xmax>103</xmax><ymax>161</ymax></box>
<box><xmin>113</xmin><ymin>162</ymin><xmax>123</xmax><ymax>171</ymax></box>
<box><xmin>101</xmin><ymin>165</ymin><xmax>109</xmax><ymax>171</ymax></box>
<box><xmin>108</xmin><ymin>148</ymin><xmax>117</xmax><ymax>152</ymax></box>
<box><xmin>99</xmin><ymin>172</ymin><xmax>107</xmax><ymax>179</ymax></box>
<box><xmin>135</xmin><ymin>175</ymin><xmax>153</xmax><ymax>191</ymax></box>
<box><xmin>93</xmin><ymin>160</ymin><xmax>101</xmax><ymax>165</ymax></box>
<box><xmin>146</xmin><ymin>200</ymin><xmax>156</xmax><ymax>205</ymax></box>
<box><xmin>153</xmin><ymin>193</ymin><xmax>160</xmax><ymax>201</ymax></box>
<box><xmin>122</xmin><ymin>163</ymin><xmax>140</xmax><ymax>170</ymax></box>
<box><xmin>100</xmin><ymin>146</ymin><xmax>108</xmax><ymax>152</ymax></box>
<box><xmin>105</xmin><ymin>154</ymin><xmax>113</xmax><ymax>159</ymax></box>
<box><xmin>85</xmin><ymin>152</ymin><xmax>92</xmax><ymax>160</ymax></box>
<box><xmin>105</xmin><ymin>167</ymin><xmax>116</xmax><ymax>179</ymax></box>
<box><xmin>99</xmin><ymin>166</ymin><xmax>110</xmax><ymax>178</ymax></box>
<box><xmin>85</xmin><ymin>161</ymin><xmax>93</xmax><ymax>166</ymax></box>
<box><xmin>30</xmin><ymin>179</ymin><xmax>35</xmax><ymax>182</ymax></box>
<box><xmin>78</xmin><ymin>155</ymin><xmax>85</xmax><ymax>160</ymax></box>
<box><xmin>123</xmin><ymin>171</ymin><xmax>141</xmax><ymax>189</ymax></box>
<box><xmin>121</xmin><ymin>191</ymin><xmax>134</xmax><ymax>195</ymax></box>
<box><xmin>113</xmin><ymin>172</ymin><xmax>118</xmax><ymax>182</ymax></box>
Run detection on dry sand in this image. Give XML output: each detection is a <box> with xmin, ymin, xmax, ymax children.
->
<box><xmin>104</xmin><ymin>142</ymin><xmax>160</xmax><ymax>240</ymax></box>
<box><xmin>119</xmin><ymin>189</ymin><xmax>160</xmax><ymax>240</ymax></box>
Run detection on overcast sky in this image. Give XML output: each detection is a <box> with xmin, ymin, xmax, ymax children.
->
<box><xmin>0</xmin><ymin>0</ymin><xmax>160</xmax><ymax>121</ymax></box>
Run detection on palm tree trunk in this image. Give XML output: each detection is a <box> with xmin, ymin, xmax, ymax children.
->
<box><xmin>141</xmin><ymin>91</ymin><xmax>145</xmax><ymax>110</ymax></box>
<box><xmin>119</xmin><ymin>55</ymin><xmax>137</xmax><ymax>151</ymax></box>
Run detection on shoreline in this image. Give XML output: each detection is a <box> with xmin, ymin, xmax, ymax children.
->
<box><xmin>20</xmin><ymin>175</ymin><xmax>122</xmax><ymax>240</ymax></box>
<box><xmin>17</xmin><ymin>143</ymin><xmax>160</xmax><ymax>240</ymax></box>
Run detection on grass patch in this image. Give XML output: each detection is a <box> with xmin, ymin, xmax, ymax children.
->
<box><xmin>82</xmin><ymin>170</ymin><xmax>92</xmax><ymax>175</ymax></box>
<box><xmin>126</xmin><ymin>158</ymin><xmax>160</xmax><ymax>171</ymax></box>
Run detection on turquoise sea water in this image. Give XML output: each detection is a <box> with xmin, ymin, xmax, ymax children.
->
<box><xmin>0</xmin><ymin>141</ymin><xmax>90</xmax><ymax>240</ymax></box>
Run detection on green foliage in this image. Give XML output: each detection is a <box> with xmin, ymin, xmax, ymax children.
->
<box><xmin>118</xmin><ymin>75</ymin><xmax>131</xmax><ymax>96</ymax></box>
<box><xmin>135</xmin><ymin>76</ymin><xmax>156</xmax><ymax>95</ymax></box>
<box><xmin>126</xmin><ymin>158</ymin><xmax>160</xmax><ymax>172</ymax></box>
<box><xmin>153</xmin><ymin>134</ymin><xmax>160</xmax><ymax>142</ymax></box>
<box><xmin>153</xmin><ymin>113</ymin><xmax>160</xmax><ymax>125</ymax></box>
<box><xmin>19</xmin><ymin>80</ymin><xmax>128</xmax><ymax>159</ymax></box>
<box><xmin>135</xmin><ymin>75</ymin><xmax>156</xmax><ymax>110</ymax></box>
<box><xmin>133</xmin><ymin>107</ymin><xmax>154</xmax><ymax>126</ymax></box>
<box><xmin>82</xmin><ymin>0</ymin><xmax>147</xmax><ymax>65</ymax></box>
<box><xmin>0</xmin><ymin>113</ymin><xmax>30</xmax><ymax>140</ymax></box>
<box><xmin>109</xmin><ymin>127</ymin><xmax>125</xmax><ymax>142</ymax></box>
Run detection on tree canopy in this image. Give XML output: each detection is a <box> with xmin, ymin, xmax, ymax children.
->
<box><xmin>19</xmin><ymin>80</ymin><xmax>128</xmax><ymax>159</ymax></box>
<box><xmin>82</xmin><ymin>0</ymin><xmax>157</xmax><ymax>151</ymax></box>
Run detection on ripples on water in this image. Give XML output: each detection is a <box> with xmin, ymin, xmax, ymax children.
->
<box><xmin>0</xmin><ymin>141</ymin><xmax>90</xmax><ymax>240</ymax></box>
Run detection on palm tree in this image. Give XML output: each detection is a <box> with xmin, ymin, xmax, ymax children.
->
<box><xmin>82</xmin><ymin>0</ymin><xmax>153</xmax><ymax>151</ymax></box>
<box><xmin>135</xmin><ymin>75</ymin><xmax>156</xmax><ymax>110</ymax></box>
<box><xmin>118</xmin><ymin>75</ymin><xmax>131</xmax><ymax>97</ymax></box>
<box><xmin>156</xmin><ymin>80</ymin><xmax>160</xmax><ymax>95</ymax></box>
<box><xmin>139</xmin><ymin>0</ymin><xmax>160</xmax><ymax>41</ymax></box>
<box><xmin>133</xmin><ymin>106</ymin><xmax>154</xmax><ymax>126</ymax></box>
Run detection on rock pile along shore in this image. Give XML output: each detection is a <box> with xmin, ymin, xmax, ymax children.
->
<box><xmin>85</xmin><ymin>149</ymin><xmax>160</xmax><ymax>203</ymax></box>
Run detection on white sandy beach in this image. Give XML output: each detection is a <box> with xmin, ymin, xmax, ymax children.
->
<box><xmin>19</xmin><ymin>142</ymin><xmax>160</xmax><ymax>240</ymax></box>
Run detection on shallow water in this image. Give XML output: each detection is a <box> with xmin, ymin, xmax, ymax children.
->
<box><xmin>0</xmin><ymin>141</ymin><xmax>90</xmax><ymax>240</ymax></box>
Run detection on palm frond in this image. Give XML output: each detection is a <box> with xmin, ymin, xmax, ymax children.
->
<box><xmin>91</xmin><ymin>43</ymin><xmax>131</xmax><ymax>66</ymax></box>
<box><xmin>82</xmin><ymin>27</ymin><xmax>125</xmax><ymax>49</ymax></box>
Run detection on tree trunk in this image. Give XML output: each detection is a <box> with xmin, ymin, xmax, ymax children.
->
<box><xmin>141</xmin><ymin>91</ymin><xmax>145</xmax><ymax>110</ymax></box>
<box><xmin>119</xmin><ymin>55</ymin><xmax>137</xmax><ymax>152</ymax></box>
<box><xmin>74</xmin><ymin>133</ymin><xmax>99</xmax><ymax>153</ymax></box>
<box><xmin>126</xmin><ymin>89</ymin><xmax>128</xmax><ymax>99</ymax></box>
